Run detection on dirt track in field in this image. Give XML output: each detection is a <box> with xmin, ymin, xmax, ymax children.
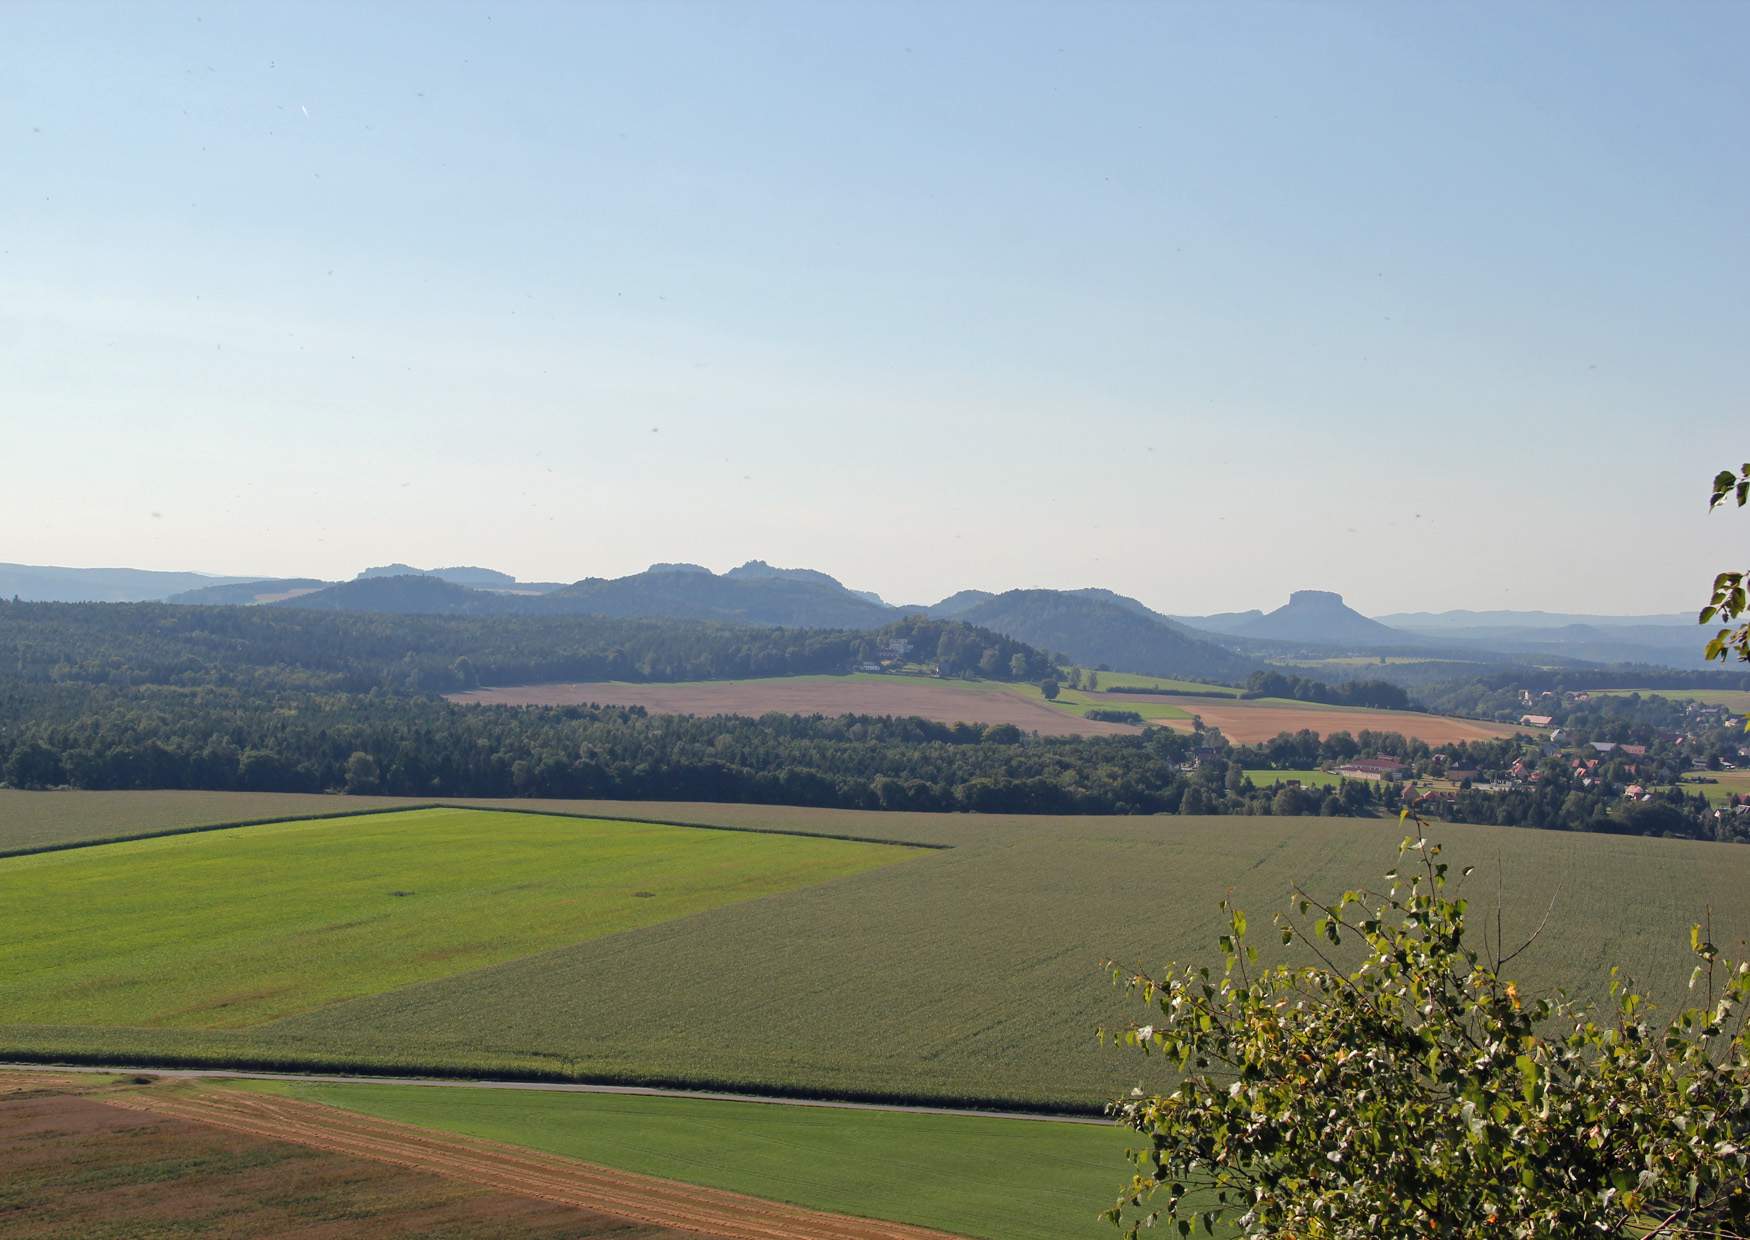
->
<box><xmin>109</xmin><ymin>1086</ymin><xmax>965</xmax><ymax>1240</ymax></box>
<box><xmin>1123</xmin><ymin>695</ymin><xmax>1530</xmax><ymax>745</ymax></box>
<box><xmin>3</xmin><ymin>1082</ymin><xmax>681</xmax><ymax>1238</ymax></box>
<box><xmin>448</xmin><ymin>678</ymin><xmax>1133</xmax><ymax>737</ymax></box>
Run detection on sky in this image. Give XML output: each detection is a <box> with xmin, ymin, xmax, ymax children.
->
<box><xmin>3</xmin><ymin>2</ymin><xmax>1746</xmax><ymax>616</ymax></box>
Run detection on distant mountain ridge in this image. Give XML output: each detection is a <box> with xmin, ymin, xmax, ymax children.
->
<box><xmin>274</xmin><ymin>565</ymin><xmax>897</xmax><ymax>630</ymax></box>
<box><xmin>167</xmin><ymin>578</ymin><xmax>330</xmax><ymax>606</ymax></box>
<box><xmin>1</xmin><ymin>558</ymin><xmax>1722</xmax><ymax>674</ymax></box>
<box><xmin>722</xmin><ymin>559</ymin><xmax>886</xmax><ymax>606</ymax></box>
<box><xmin>0</xmin><ymin>563</ymin><xmax>264</xmax><ymax>604</ymax></box>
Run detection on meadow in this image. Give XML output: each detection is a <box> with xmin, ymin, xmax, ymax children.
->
<box><xmin>250</xmin><ymin>1079</ymin><xmax>1135</xmax><ymax>1240</ymax></box>
<box><xmin>4</xmin><ymin>792</ymin><xmax>1746</xmax><ymax>1111</ymax></box>
<box><xmin>1595</xmin><ymin>687</ymin><xmax>1750</xmax><ymax>712</ymax></box>
<box><xmin>1033</xmin><ymin>685</ymin><xmax>1190</xmax><ymax>722</ymax></box>
<box><xmin>1086</xmin><ymin>671</ymin><xmax>1241</xmax><ymax>694</ymax></box>
<box><xmin>0</xmin><ymin>807</ymin><xmax>915</xmax><ymax>1028</ymax></box>
<box><xmin>0</xmin><ymin>788</ymin><xmax>419</xmax><ymax>856</ymax></box>
<box><xmin>1245</xmin><ymin>768</ymin><xmax>1344</xmax><ymax>790</ymax></box>
<box><xmin>1666</xmin><ymin>770</ymin><xmax>1750</xmax><ymax>806</ymax></box>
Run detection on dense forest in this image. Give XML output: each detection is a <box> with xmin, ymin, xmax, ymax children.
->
<box><xmin>0</xmin><ymin>601</ymin><xmax>1054</xmax><ymax>694</ymax></box>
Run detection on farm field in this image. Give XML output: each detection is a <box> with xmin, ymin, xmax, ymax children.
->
<box><xmin>0</xmin><ymin>787</ymin><xmax>420</xmax><ymax>856</ymax></box>
<box><xmin>1086</xmin><ymin>670</ymin><xmax>1241</xmax><ymax>695</ymax></box>
<box><xmin>448</xmin><ymin>673</ymin><xmax>1134</xmax><ymax>736</ymax></box>
<box><xmin>0</xmin><ymin>1072</ymin><xmax>650</xmax><ymax>1239</ymax></box>
<box><xmin>1669</xmin><ymin>770</ymin><xmax>1750</xmax><ymax>806</ymax></box>
<box><xmin>0</xmin><ymin>807</ymin><xmax>916</xmax><ymax>1028</ymax></box>
<box><xmin>1595</xmin><ymin>687</ymin><xmax>1750</xmax><ymax>712</ymax></box>
<box><xmin>1042</xmin><ymin>685</ymin><xmax>1190</xmax><ymax>721</ymax></box>
<box><xmin>5</xmin><ymin>792</ymin><xmax>1746</xmax><ymax>1110</ymax></box>
<box><xmin>1246</xmin><ymin>768</ymin><xmax>1344</xmax><ymax>790</ymax></box>
<box><xmin>1126</xmin><ymin>694</ymin><xmax>1532</xmax><ymax>744</ymax></box>
<box><xmin>252</xmin><ymin>1078</ymin><xmax>1134</xmax><ymax>1240</ymax></box>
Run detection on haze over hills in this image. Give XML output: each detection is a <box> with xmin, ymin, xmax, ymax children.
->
<box><xmin>1235</xmin><ymin>590</ymin><xmax>1419</xmax><ymax>647</ymax></box>
<box><xmin>953</xmin><ymin>589</ymin><xmax>1260</xmax><ymax>683</ymax></box>
<box><xmin>0</xmin><ymin>563</ymin><xmax>265</xmax><ymax>604</ymax></box>
<box><xmin>1378</xmin><ymin>609</ymin><xmax>1695</xmax><ymax>630</ymax></box>
<box><xmin>1</xmin><ymin>558</ymin><xmax>1721</xmax><ymax>675</ymax></box>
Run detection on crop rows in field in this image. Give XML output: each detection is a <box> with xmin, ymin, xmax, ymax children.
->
<box><xmin>0</xmin><ymin>808</ymin><xmax>914</xmax><ymax>1029</ymax></box>
<box><xmin>4</xmin><ymin>793</ymin><xmax>1746</xmax><ymax>1111</ymax></box>
<box><xmin>0</xmin><ymin>788</ymin><xmax>426</xmax><ymax>856</ymax></box>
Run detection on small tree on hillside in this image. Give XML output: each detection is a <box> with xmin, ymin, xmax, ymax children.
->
<box><xmin>1101</xmin><ymin>833</ymin><xmax>1750</xmax><ymax>1237</ymax></box>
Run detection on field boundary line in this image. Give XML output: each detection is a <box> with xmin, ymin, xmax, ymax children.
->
<box><xmin>0</xmin><ymin>802</ymin><xmax>449</xmax><ymax>861</ymax></box>
<box><xmin>0</xmin><ymin>800</ymin><xmax>952</xmax><ymax>859</ymax></box>
<box><xmin>0</xmin><ymin>1062</ymin><xmax>1107</xmax><ymax>1123</ymax></box>
<box><xmin>433</xmin><ymin>803</ymin><xmax>953</xmax><ymax>850</ymax></box>
<box><xmin>3</xmin><ymin>797</ymin><xmax>959</xmax><ymax>856</ymax></box>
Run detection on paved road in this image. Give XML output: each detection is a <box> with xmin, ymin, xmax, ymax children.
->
<box><xmin>0</xmin><ymin>1061</ymin><xmax>1108</xmax><ymax>1125</ymax></box>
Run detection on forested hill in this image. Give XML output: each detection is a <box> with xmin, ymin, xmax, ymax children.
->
<box><xmin>959</xmin><ymin>589</ymin><xmax>1258</xmax><ymax>683</ymax></box>
<box><xmin>270</xmin><ymin>566</ymin><xmax>897</xmax><ymax>630</ymax></box>
<box><xmin>0</xmin><ymin>601</ymin><xmax>1056</xmax><ymax>695</ymax></box>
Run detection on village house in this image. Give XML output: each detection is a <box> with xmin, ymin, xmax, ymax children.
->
<box><xmin>1519</xmin><ymin>714</ymin><xmax>1554</xmax><ymax>727</ymax></box>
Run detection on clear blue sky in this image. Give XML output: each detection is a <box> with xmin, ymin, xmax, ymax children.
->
<box><xmin>4</xmin><ymin>2</ymin><xmax>1745</xmax><ymax>614</ymax></box>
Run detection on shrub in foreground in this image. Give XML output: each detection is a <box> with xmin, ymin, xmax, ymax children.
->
<box><xmin>1103</xmin><ymin>835</ymin><xmax>1750</xmax><ymax>1237</ymax></box>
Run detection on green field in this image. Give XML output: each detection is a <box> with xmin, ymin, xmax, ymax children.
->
<box><xmin>0</xmin><ymin>807</ymin><xmax>916</xmax><ymax>1028</ymax></box>
<box><xmin>248</xmin><ymin>1079</ymin><xmax>1134</xmax><ymax>1240</ymax></box>
<box><xmin>6</xmin><ymin>792</ymin><xmax>1748</xmax><ymax>1111</ymax></box>
<box><xmin>1086</xmin><ymin>670</ymin><xmax>1241</xmax><ymax>695</ymax></box>
<box><xmin>1030</xmin><ymin>685</ymin><xmax>1191</xmax><ymax>721</ymax></box>
<box><xmin>1665</xmin><ymin>770</ymin><xmax>1750</xmax><ymax>806</ymax></box>
<box><xmin>1246</xmin><ymin>768</ymin><xmax>1344</xmax><ymax>790</ymax></box>
<box><xmin>1594</xmin><ymin>687</ymin><xmax>1750</xmax><ymax>712</ymax></box>
<box><xmin>0</xmin><ymin>788</ymin><xmax>422</xmax><ymax>856</ymax></box>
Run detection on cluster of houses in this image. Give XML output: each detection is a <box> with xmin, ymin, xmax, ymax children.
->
<box><xmin>855</xmin><ymin>637</ymin><xmax>914</xmax><ymax>674</ymax></box>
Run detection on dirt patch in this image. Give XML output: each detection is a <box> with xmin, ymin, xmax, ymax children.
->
<box><xmin>1123</xmin><ymin>695</ymin><xmax>1530</xmax><ymax>745</ymax></box>
<box><xmin>0</xmin><ymin>1085</ymin><xmax>689</xmax><ymax>1238</ymax></box>
<box><xmin>449</xmin><ymin>678</ymin><xmax>1134</xmax><ymax>738</ymax></box>
<box><xmin>108</xmin><ymin>1086</ymin><xmax>965</xmax><ymax>1240</ymax></box>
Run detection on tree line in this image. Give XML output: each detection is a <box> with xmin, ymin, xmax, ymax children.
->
<box><xmin>0</xmin><ymin>601</ymin><xmax>1055</xmax><ymax>695</ymax></box>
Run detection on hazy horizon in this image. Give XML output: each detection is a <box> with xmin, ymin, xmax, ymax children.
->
<box><xmin>6</xmin><ymin>2</ymin><xmax>1746</xmax><ymax>616</ymax></box>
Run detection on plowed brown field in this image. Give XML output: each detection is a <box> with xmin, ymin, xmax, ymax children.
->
<box><xmin>108</xmin><ymin>1085</ymin><xmax>965</xmax><ymax>1240</ymax></box>
<box><xmin>2</xmin><ymin>1079</ymin><xmax>685</xmax><ymax>1238</ymax></box>
<box><xmin>1128</xmin><ymin>695</ymin><xmax>1530</xmax><ymax>745</ymax></box>
<box><xmin>449</xmin><ymin>678</ymin><xmax>1131</xmax><ymax>737</ymax></box>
